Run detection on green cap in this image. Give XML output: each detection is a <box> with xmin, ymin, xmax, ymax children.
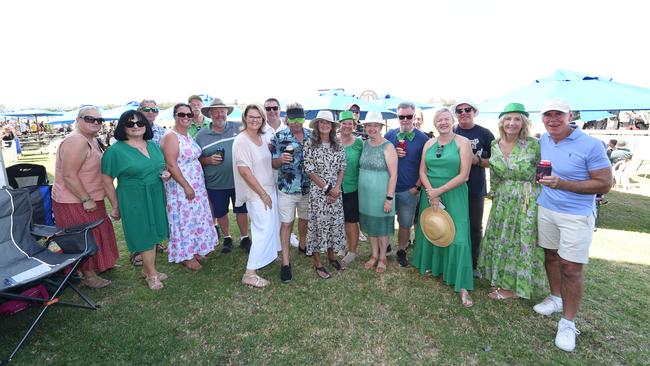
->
<box><xmin>499</xmin><ymin>102</ymin><xmax>529</xmax><ymax>118</ymax></box>
<box><xmin>339</xmin><ymin>110</ymin><xmax>355</xmax><ymax>122</ymax></box>
<box><xmin>188</xmin><ymin>95</ymin><xmax>203</xmax><ymax>104</ymax></box>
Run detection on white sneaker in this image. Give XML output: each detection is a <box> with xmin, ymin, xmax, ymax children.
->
<box><xmin>555</xmin><ymin>318</ymin><xmax>580</xmax><ymax>352</ymax></box>
<box><xmin>533</xmin><ymin>295</ymin><xmax>563</xmax><ymax>316</ymax></box>
<box><xmin>289</xmin><ymin>233</ymin><xmax>299</xmax><ymax>248</ymax></box>
<box><xmin>358</xmin><ymin>231</ymin><xmax>367</xmax><ymax>241</ymax></box>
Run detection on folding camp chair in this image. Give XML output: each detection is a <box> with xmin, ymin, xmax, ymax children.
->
<box><xmin>5</xmin><ymin>163</ymin><xmax>49</xmax><ymax>189</ymax></box>
<box><xmin>0</xmin><ymin>188</ymin><xmax>102</xmax><ymax>365</ymax></box>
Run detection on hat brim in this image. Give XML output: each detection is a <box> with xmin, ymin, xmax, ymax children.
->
<box><xmin>201</xmin><ymin>105</ymin><xmax>234</xmax><ymax>118</ymax></box>
<box><xmin>499</xmin><ymin>111</ymin><xmax>529</xmax><ymax>119</ymax></box>
<box><xmin>359</xmin><ymin>120</ymin><xmax>387</xmax><ymax>127</ymax></box>
<box><xmin>309</xmin><ymin>118</ymin><xmax>340</xmax><ymax>129</ymax></box>
<box><xmin>420</xmin><ymin>207</ymin><xmax>455</xmax><ymax>247</ymax></box>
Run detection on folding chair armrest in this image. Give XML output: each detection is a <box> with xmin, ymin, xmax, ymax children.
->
<box><xmin>47</xmin><ymin>219</ymin><xmax>103</xmax><ymax>255</ymax></box>
<box><xmin>60</xmin><ymin>219</ymin><xmax>104</xmax><ymax>235</ymax></box>
<box><xmin>31</xmin><ymin>224</ymin><xmax>58</xmax><ymax>238</ymax></box>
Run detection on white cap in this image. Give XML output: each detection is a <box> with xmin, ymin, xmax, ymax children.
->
<box><xmin>540</xmin><ymin>98</ymin><xmax>571</xmax><ymax>114</ymax></box>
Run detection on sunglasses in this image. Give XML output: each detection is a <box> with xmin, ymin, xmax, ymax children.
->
<box><xmin>436</xmin><ymin>144</ymin><xmax>445</xmax><ymax>158</ymax></box>
<box><xmin>141</xmin><ymin>107</ymin><xmax>159</xmax><ymax>113</ymax></box>
<box><xmin>125</xmin><ymin>120</ymin><xmax>146</xmax><ymax>128</ymax></box>
<box><xmin>455</xmin><ymin>107</ymin><xmax>474</xmax><ymax>114</ymax></box>
<box><xmin>265</xmin><ymin>106</ymin><xmax>279</xmax><ymax>112</ymax></box>
<box><xmin>349</xmin><ymin>109</ymin><xmax>360</xmax><ymax>113</ymax></box>
<box><xmin>398</xmin><ymin>114</ymin><xmax>414</xmax><ymax>120</ymax></box>
<box><xmin>80</xmin><ymin>116</ymin><xmax>105</xmax><ymax>124</ymax></box>
<box><xmin>175</xmin><ymin>112</ymin><xmax>194</xmax><ymax>118</ymax></box>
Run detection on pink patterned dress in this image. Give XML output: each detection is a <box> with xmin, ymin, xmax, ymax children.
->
<box><xmin>164</xmin><ymin>130</ymin><xmax>218</xmax><ymax>263</ymax></box>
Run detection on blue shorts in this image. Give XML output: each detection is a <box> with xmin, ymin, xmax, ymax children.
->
<box><xmin>395</xmin><ymin>189</ymin><xmax>419</xmax><ymax>228</ymax></box>
<box><xmin>207</xmin><ymin>188</ymin><xmax>247</xmax><ymax>218</ymax></box>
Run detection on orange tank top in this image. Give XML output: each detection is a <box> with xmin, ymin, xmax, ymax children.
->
<box><xmin>52</xmin><ymin>132</ymin><xmax>105</xmax><ymax>203</ymax></box>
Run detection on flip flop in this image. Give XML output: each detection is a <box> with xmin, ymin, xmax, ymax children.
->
<box><xmin>461</xmin><ymin>289</ymin><xmax>474</xmax><ymax>307</ymax></box>
<box><xmin>315</xmin><ymin>266</ymin><xmax>331</xmax><ymax>279</ymax></box>
<box><xmin>489</xmin><ymin>288</ymin><xmax>517</xmax><ymax>300</ymax></box>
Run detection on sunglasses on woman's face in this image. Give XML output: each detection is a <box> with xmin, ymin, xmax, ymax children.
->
<box><xmin>81</xmin><ymin>116</ymin><xmax>105</xmax><ymax>124</ymax></box>
<box><xmin>175</xmin><ymin>112</ymin><xmax>194</xmax><ymax>118</ymax></box>
<box><xmin>125</xmin><ymin>120</ymin><xmax>146</xmax><ymax>128</ymax></box>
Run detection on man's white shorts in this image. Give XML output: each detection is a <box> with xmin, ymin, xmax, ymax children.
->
<box><xmin>277</xmin><ymin>191</ymin><xmax>309</xmax><ymax>223</ymax></box>
<box><xmin>538</xmin><ymin>205</ymin><xmax>595</xmax><ymax>264</ymax></box>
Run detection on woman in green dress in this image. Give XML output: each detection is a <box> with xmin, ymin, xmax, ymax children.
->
<box><xmin>412</xmin><ymin>107</ymin><xmax>475</xmax><ymax>307</ymax></box>
<box><xmin>102</xmin><ymin>110</ymin><xmax>170</xmax><ymax>290</ymax></box>
<box><xmin>358</xmin><ymin>111</ymin><xmax>397</xmax><ymax>273</ymax></box>
<box><xmin>478</xmin><ymin>103</ymin><xmax>546</xmax><ymax>300</ymax></box>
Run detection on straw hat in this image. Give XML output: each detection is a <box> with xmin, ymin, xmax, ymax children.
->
<box><xmin>309</xmin><ymin>110</ymin><xmax>339</xmax><ymax>129</ymax></box>
<box><xmin>420</xmin><ymin>206</ymin><xmax>455</xmax><ymax>247</ymax></box>
<box><xmin>201</xmin><ymin>98</ymin><xmax>234</xmax><ymax>118</ymax></box>
<box><xmin>359</xmin><ymin>111</ymin><xmax>386</xmax><ymax>126</ymax></box>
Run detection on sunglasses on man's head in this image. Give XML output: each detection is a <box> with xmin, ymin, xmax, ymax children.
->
<box><xmin>175</xmin><ymin>112</ymin><xmax>194</xmax><ymax>118</ymax></box>
<box><xmin>125</xmin><ymin>120</ymin><xmax>146</xmax><ymax>128</ymax></box>
<box><xmin>81</xmin><ymin>116</ymin><xmax>105</xmax><ymax>124</ymax></box>
<box><xmin>398</xmin><ymin>114</ymin><xmax>414</xmax><ymax>120</ymax></box>
<box><xmin>265</xmin><ymin>106</ymin><xmax>279</xmax><ymax>112</ymax></box>
<box><xmin>141</xmin><ymin>107</ymin><xmax>159</xmax><ymax>113</ymax></box>
<box><xmin>455</xmin><ymin>107</ymin><xmax>473</xmax><ymax>114</ymax></box>
<box><xmin>436</xmin><ymin>144</ymin><xmax>445</xmax><ymax>158</ymax></box>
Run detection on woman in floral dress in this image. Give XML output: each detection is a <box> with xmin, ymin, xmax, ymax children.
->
<box><xmin>160</xmin><ymin>103</ymin><xmax>218</xmax><ymax>271</ymax></box>
<box><xmin>478</xmin><ymin>103</ymin><xmax>547</xmax><ymax>300</ymax></box>
<box><xmin>303</xmin><ymin>111</ymin><xmax>347</xmax><ymax>279</ymax></box>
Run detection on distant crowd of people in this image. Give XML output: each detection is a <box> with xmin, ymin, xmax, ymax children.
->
<box><xmin>45</xmin><ymin>95</ymin><xmax>614</xmax><ymax>353</ymax></box>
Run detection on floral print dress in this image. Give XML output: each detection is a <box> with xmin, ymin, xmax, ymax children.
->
<box><xmin>477</xmin><ymin>137</ymin><xmax>547</xmax><ymax>299</ymax></box>
<box><xmin>164</xmin><ymin>130</ymin><xmax>218</xmax><ymax>263</ymax></box>
<box><xmin>303</xmin><ymin>140</ymin><xmax>347</xmax><ymax>256</ymax></box>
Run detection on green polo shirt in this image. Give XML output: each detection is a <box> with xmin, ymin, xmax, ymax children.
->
<box><xmin>195</xmin><ymin>121</ymin><xmax>242</xmax><ymax>190</ymax></box>
<box><xmin>188</xmin><ymin>116</ymin><xmax>212</xmax><ymax>138</ymax></box>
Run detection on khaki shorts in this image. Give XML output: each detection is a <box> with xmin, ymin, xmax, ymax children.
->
<box><xmin>538</xmin><ymin>205</ymin><xmax>595</xmax><ymax>264</ymax></box>
<box><xmin>277</xmin><ymin>191</ymin><xmax>309</xmax><ymax>223</ymax></box>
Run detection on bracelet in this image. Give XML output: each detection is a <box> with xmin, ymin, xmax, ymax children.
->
<box><xmin>386</xmin><ymin>196</ymin><xmax>393</xmax><ymax>201</ymax></box>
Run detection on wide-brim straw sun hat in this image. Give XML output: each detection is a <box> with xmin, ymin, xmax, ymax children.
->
<box><xmin>309</xmin><ymin>110</ymin><xmax>339</xmax><ymax>129</ymax></box>
<box><xmin>201</xmin><ymin>98</ymin><xmax>234</xmax><ymax>118</ymax></box>
<box><xmin>420</xmin><ymin>206</ymin><xmax>455</xmax><ymax>247</ymax></box>
<box><xmin>359</xmin><ymin>111</ymin><xmax>387</xmax><ymax>126</ymax></box>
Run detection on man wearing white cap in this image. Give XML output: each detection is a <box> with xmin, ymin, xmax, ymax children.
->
<box><xmin>534</xmin><ymin>98</ymin><xmax>612</xmax><ymax>352</ymax></box>
<box><xmin>452</xmin><ymin>99</ymin><xmax>494</xmax><ymax>274</ymax></box>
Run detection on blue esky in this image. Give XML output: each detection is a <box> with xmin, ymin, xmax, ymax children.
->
<box><xmin>1</xmin><ymin>0</ymin><xmax>647</xmax><ymax>109</ymax></box>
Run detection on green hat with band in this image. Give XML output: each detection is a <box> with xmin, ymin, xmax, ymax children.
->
<box><xmin>339</xmin><ymin>111</ymin><xmax>354</xmax><ymax>122</ymax></box>
<box><xmin>499</xmin><ymin>102</ymin><xmax>529</xmax><ymax>118</ymax></box>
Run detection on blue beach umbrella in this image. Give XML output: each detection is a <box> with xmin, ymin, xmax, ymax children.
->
<box><xmin>370</xmin><ymin>94</ymin><xmax>439</xmax><ymax>111</ymax></box>
<box><xmin>302</xmin><ymin>90</ymin><xmax>396</xmax><ymax>119</ymax></box>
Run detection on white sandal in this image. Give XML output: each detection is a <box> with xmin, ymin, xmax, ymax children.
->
<box><xmin>241</xmin><ymin>274</ymin><xmax>269</xmax><ymax>288</ymax></box>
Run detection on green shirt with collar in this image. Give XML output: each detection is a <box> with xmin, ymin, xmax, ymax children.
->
<box><xmin>188</xmin><ymin>116</ymin><xmax>212</xmax><ymax>138</ymax></box>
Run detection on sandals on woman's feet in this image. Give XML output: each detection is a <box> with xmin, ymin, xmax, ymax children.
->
<box><xmin>376</xmin><ymin>258</ymin><xmax>388</xmax><ymax>273</ymax></box>
<box><xmin>364</xmin><ymin>256</ymin><xmax>378</xmax><ymax>270</ymax></box>
<box><xmin>315</xmin><ymin>266</ymin><xmax>331</xmax><ymax>279</ymax></box>
<box><xmin>130</xmin><ymin>253</ymin><xmax>143</xmax><ymax>267</ymax></box>
<box><xmin>489</xmin><ymin>288</ymin><xmax>517</xmax><ymax>300</ymax></box>
<box><xmin>181</xmin><ymin>259</ymin><xmax>202</xmax><ymax>271</ymax></box>
<box><xmin>81</xmin><ymin>275</ymin><xmax>112</xmax><ymax>289</ymax></box>
<box><xmin>141</xmin><ymin>271</ymin><xmax>168</xmax><ymax>282</ymax></box>
<box><xmin>156</xmin><ymin>244</ymin><xmax>168</xmax><ymax>254</ymax></box>
<box><xmin>241</xmin><ymin>274</ymin><xmax>270</xmax><ymax>288</ymax></box>
<box><xmin>341</xmin><ymin>252</ymin><xmax>357</xmax><ymax>268</ymax></box>
<box><xmin>144</xmin><ymin>275</ymin><xmax>164</xmax><ymax>290</ymax></box>
<box><xmin>461</xmin><ymin>289</ymin><xmax>474</xmax><ymax>307</ymax></box>
<box><xmin>328</xmin><ymin>258</ymin><xmax>343</xmax><ymax>271</ymax></box>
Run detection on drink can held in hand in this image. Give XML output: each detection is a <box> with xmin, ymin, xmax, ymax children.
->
<box><xmin>398</xmin><ymin>139</ymin><xmax>407</xmax><ymax>154</ymax></box>
<box><xmin>214</xmin><ymin>147</ymin><xmax>225</xmax><ymax>160</ymax></box>
<box><xmin>284</xmin><ymin>144</ymin><xmax>295</xmax><ymax>156</ymax></box>
<box><xmin>536</xmin><ymin>160</ymin><xmax>552</xmax><ymax>182</ymax></box>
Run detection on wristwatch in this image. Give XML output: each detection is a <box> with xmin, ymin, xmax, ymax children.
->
<box><xmin>386</xmin><ymin>196</ymin><xmax>394</xmax><ymax>201</ymax></box>
<box><xmin>80</xmin><ymin>195</ymin><xmax>92</xmax><ymax>203</ymax></box>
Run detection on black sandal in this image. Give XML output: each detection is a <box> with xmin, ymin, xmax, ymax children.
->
<box><xmin>130</xmin><ymin>253</ymin><xmax>143</xmax><ymax>267</ymax></box>
<box><xmin>328</xmin><ymin>259</ymin><xmax>342</xmax><ymax>271</ymax></box>
<box><xmin>315</xmin><ymin>266</ymin><xmax>331</xmax><ymax>279</ymax></box>
<box><xmin>156</xmin><ymin>243</ymin><xmax>167</xmax><ymax>254</ymax></box>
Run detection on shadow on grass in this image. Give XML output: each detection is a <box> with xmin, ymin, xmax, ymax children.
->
<box><xmin>598</xmin><ymin>190</ymin><xmax>650</xmax><ymax>233</ymax></box>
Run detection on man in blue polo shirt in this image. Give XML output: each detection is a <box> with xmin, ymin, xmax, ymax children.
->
<box><xmin>196</xmin><ymin>98</ymin><xmax>250</xmax><ymax>254</ymax></box>
<box><xmin>534</xmin><ymin>99</ymin><xmax>612</xmax><ymax>352</ymax></box>
<box><xmin>384</xmin><ymin>102</ymin><xmax>429</xmax><ymax>267</ymax></box>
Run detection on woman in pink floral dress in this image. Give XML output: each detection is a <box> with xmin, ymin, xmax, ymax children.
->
<box><xmin>160</xmin><ymin>103</ymin><xmax>218</xmax><ymax>270</ymax></box>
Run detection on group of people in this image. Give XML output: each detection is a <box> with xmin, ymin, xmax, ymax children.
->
<box><xmin>50</xmin><ymin>95</ymin><xmax>612</xmax><ymax>353</ymax></box>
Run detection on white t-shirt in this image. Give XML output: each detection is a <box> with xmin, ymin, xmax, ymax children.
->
<box><xmin>233</xmin><ymin>132</ymin><xmax>275</xmax><ymax>207</ymax></box>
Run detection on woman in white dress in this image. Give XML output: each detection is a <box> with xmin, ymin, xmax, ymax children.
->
<box><xmin>232</xmin><ymin>104</ymin><xmax>281</xmax><ymax>288</ymax></box>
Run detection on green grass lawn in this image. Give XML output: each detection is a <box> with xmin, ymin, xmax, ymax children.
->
<box><xmin>2</xmin><ymin>156</ymin><xmax>649</xmax><ymax>365</ymax></box>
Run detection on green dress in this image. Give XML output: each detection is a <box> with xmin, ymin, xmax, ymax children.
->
<box><xmin>412</xmin><ymin>139</ymin><xmax>474</xmax><ymax>292</ymax></box>
<box><xmin>478</xmin><ymin>137</ymin><xmax>547</xmax><ymax>299</ymax></box>
<box><xmin>358</xmin><ymin>140</ymin><xmax>395</xmax><ymax>236</ymax></box>
<box><xmin>101</xmin><ymin>141</ymin><xmax>169</xmax><ymax>253</ymax></box>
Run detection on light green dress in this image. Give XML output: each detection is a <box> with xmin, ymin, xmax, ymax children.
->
<box><xmin>412</xmin><ymin>139</ymin><xmax>474</xmax><ymax>292</ymax></box>
<box><xmin>358</xmin><ymin>140</ymin><xmax>395</xmax><ymax>236</ymax></box>
<box><xmin>478</xmin><ymin>137</ymin><xmax>547</xmax><ymax>299</ymax></box>
<box><xmin>101</xmin><ymin>141</ymin><xmax>169</xmax><ymax>253</ymax></box>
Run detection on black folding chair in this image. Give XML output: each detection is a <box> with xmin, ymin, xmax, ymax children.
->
<box><xmin>5</xmin><ymin>163</ymin><xmax>49</xmax><ymax>189</ymax></box>
<box><xmin>0</xmin><ymin>188</ymin><xmax>102</xmax><ymax>365</ymax></box>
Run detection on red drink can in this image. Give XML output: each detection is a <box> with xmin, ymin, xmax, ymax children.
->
<box><xmin>536</xmin><ymin>160</ymin><xmax>552</xmax><ymax>182</ymax></box>
<box><xmin>398</xmin><ymin>139</ymin><xmax>407</xmax><ymax>154</ymax></box>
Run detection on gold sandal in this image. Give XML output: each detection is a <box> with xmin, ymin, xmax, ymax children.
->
<box><xmin>141</xmin><ymin>271</ymin><xmax>168</xmax><ymax>281</ymax></box>
<box><xmin>241</xmin><ymin>274</ymin><xmax>269</xmax><ymax>288</ymax></box>
<box><xmin>144</xmin><ymin>275</ymin><xmax>164</xmax><ymax>290</ymax></box>
<box><xmin>376</xmin><ymin>258</ymin><xmax>388</xmax><ymax>273</ymax></box>
<box><xmin>364</xmin><ymin>256</ymin><xmax>378</xmax><ymax>270</ymax></box>
<box><xmin>461</xmin><ymin>289</ymin><xmax>474</xmax><ymax>307</ymax></box>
